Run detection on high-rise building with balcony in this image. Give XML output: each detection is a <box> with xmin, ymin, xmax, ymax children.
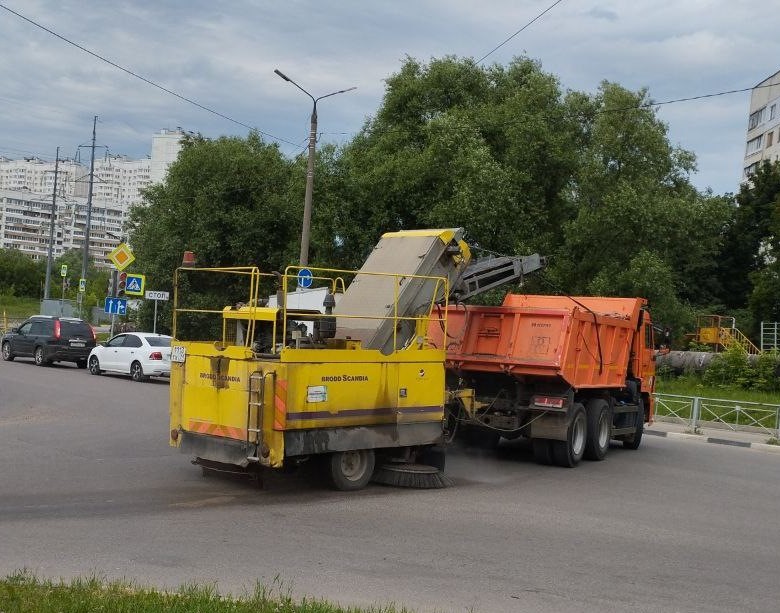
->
<box><xmin>0</xmin><ymin>129</ymin><xmax>183</xmax><ymax>266</ymax></box>
<box><xmin>743</xmin><ymin>70</ymin><xmax>780</xmax><ymax>181</ymax></box>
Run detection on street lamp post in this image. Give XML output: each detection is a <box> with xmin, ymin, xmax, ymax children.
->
<box><xmin>274</xmin><ymin>69</ymin><xmax>356</xmax><ymax>266</ymax></box>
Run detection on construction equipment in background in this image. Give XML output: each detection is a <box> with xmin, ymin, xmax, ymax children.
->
<box><xmin>692</xmin><ymin>315</ymin><xmax>760</xmax><ymax>355</ymax></box>
<box><xmin>431</xmin><ymin>295</ymin><xmax>655</xmax><ymax>467</ymax></box>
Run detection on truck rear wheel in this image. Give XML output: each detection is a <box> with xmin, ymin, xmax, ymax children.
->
<box><xmin>584</xmin><ymin>399</ymin><xmax>611</xmax><ymax>461</ymax></box>
<box><xmin>552</xmin><ymin>404</ymin><xmax>587</xmax><ymax>467</ymax></box>
<box><xmin>532</xmin><ymin>439</ymin><xmax>554</xmax><ymax>465</ymax></box>
<box><xmin>328</xmin><ymin>449</ymin><xmax>375</xmax><ymax>491</ymax></box>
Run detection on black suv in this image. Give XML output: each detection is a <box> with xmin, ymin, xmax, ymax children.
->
<box><xmin>1</xmin><ymin>316</ymin><xmax>96</xmax><ymax>368</ymax></box>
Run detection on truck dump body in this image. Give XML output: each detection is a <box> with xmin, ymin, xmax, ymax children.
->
<box><xmin>434</xmin><ymin>293</ymin><xmax>654</xmax><ymax>466</ymax></box>
<box><xmin>436</xmin><ymin>294</ymin><xmax>650</xmax><ymax>390</ymax></box>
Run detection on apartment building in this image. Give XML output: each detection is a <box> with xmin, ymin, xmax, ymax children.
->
<box><xmin>0</xmin><ymin>129</ymin><xmax>183</xmax><ymax>266</ymax></box>
<box><xmin>0</xmin><ymin>157</ymin><xmax>88</xmax><ymax>198</ymax></box>
<box><xmin>0</xmin><ymin>129</ymin><xmax>183</xmax><ymax>206</ymax></box>
<box><xmin>0</xmin><ymin>189</ymin><xmax>125</xmax><ymax>266</ymax></box>
<box><xmin>92</xmin><ymin>156</ymin><xmax>151</xmax><ymax>207</ymax></box>
<box><xmin>743</xmin><ymin>69</ymin><xmax>780</xmax><ymax>180</ymax></box>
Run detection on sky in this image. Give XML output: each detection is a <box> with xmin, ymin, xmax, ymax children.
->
<box><xmin>1</xmin><ymin>0</ymin><xmax>778</xmax><ymax>196</ymax></box>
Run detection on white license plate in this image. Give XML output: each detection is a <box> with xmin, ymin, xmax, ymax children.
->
<box><xmin>171</xmin><ymin>345</ymin><xmax>186</xmax><ymax>363</ymax></box>
<box><xmin>70</xmin><ymin>341</ymin><xmax>85</xmax><ymax>347</ymax></box>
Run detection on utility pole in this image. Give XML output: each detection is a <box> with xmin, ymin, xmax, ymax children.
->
<box><xmin>43</xmin><ymin>147</ymin><xmax>60</xmax><ymax>300</ymax></box>
<box><xmin>273</xmin><ymin>69</ymin><xmax>356</xmax><ymax>266</ymax></box>
<box><xmin>79</xmin><ymin>115</ymin><xmax>97</xmax><ymax>317</ymax></box>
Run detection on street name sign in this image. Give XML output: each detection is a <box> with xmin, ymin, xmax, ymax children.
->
<box><xmin>145</xmin><ymin>290</ymin><xmax>170</xmax><ymax>301</ymax></box>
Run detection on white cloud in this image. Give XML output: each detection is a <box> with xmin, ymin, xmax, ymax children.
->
<box><xmin>1</xmin><ymin>0</ymin><xmax>778</xmax><ymax>194</ymax></box>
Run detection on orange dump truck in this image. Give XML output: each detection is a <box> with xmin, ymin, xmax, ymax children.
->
<box><xmin>431</xmin><ymin>294</ymin><xmax>655</xmax><ymax>467</ymax></box>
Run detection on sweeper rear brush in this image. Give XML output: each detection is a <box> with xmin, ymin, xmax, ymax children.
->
<box><xmin>371</xmin><ymin>462</ymin><xmax>453</xmax><ymax>489</ymax></box>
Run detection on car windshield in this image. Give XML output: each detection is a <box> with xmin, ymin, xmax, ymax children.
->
<box><xmin>146</xmin><ymin>337</ymin><xmax>171</xmax><ymax>347</ymax></box>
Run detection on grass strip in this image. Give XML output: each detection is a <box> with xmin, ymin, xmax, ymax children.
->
<box><xmin>0</xmin><ymin>571</ymin><xmax>412</xmax><ymax>613</ymax></box>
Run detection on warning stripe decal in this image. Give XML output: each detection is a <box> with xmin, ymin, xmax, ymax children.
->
<box><xmin>274</xmin><ymin>379</ymin><xmax>288</xmax><ymax>430</ymax></box>
<box><xmin>188</xmin><ymin>420</ymin><xmax>246</xmax><ymax>440</ymax></box>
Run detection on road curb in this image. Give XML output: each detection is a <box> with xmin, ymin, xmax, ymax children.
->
<box><xmin>645</xmin><ymin>428</ymin><xmax>780</xmax><ymax>453</ymax></box>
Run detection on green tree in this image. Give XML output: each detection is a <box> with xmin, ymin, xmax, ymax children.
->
<box><xmin>718</xmin><ymin>161</ymin><xmax>780</xmax><ymax>312</ymax></box>
<box><xmin>554</xmin><ymin>82</ymin><xmax>730</xmax><ymax>330</ymax></box>
<box><xmin>332</xmin><ymin>56</ymin><xmax>582</xmax><ymax>264</ymax></box>
<box><xmin>0</xmin><ymin>248</ymin><xmax>42</xmax><ymax>298</ymax></box>
<box><xmin>128</xmin><ymin>132</ymin><xmax>300</xmax><ymax>331</ymax></box>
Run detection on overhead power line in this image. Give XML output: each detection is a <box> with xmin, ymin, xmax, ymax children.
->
<box><xmin>477</xmin><ymin>0</ymin><xmax>567</xmax><ymax>64</ymax></box>
<box><xmin>0</xmin><ymin>2</ymin><xmax>301</xmax><ymax>148</ymax></box>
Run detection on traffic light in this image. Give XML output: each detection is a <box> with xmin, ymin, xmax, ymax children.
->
<box><xmin>117</xmin><ymin>272</ymin><xmax>127</xmax><ymax>297</ymax></box>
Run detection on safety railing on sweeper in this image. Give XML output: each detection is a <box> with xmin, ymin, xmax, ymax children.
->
<box><xmin>654</xmin><ymin>393</ymin><xmax>780</xmax><ymax>437</ymax></box>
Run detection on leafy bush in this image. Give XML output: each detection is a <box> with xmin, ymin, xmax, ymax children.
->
<box><xmin>753</xmin><ymin>351</ymin><xmax>780</xmax><ymax>392</ymax></box>
<box><xmin>701</xmin><ymin>345</ymin><xmax>780</xmax><ymax>392</ymax></box>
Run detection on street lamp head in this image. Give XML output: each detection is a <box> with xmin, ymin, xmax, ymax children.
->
<box><xmin>274</xmin><ymin>69</ymin><xmax>291</xmax><ymax>82</ymax></box>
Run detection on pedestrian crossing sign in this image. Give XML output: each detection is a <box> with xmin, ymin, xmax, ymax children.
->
<box><xmin>124</xmin><ymin>273</ymin><xmax>145</xmax><ymax>296</ymax></box>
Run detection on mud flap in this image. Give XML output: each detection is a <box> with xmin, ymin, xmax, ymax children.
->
<box><xmin>529</xmin><ymin>412</ymin><xmax>569</xmax><ymax>441</ymax></box>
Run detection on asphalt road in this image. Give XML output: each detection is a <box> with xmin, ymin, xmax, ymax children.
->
<box><xmin>1</xmin><ymin>357</ymin><xmax>779</xmax><ymax>613</ymax></box>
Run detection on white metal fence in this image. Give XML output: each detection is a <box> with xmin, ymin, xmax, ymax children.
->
<box><xmin>654</xmin><ymin>393</ymin><xmax>780</xmax><ymax>437</ymax></box>
<box><xmin>761</xmin><ymin>321</ymin><xmax>779</xmax><ymax>352</ymax></box>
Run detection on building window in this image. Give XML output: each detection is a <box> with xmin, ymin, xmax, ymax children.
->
<box><xmin>749</xmin><ymin>107</ymin><xmax>766</xmax><ymax>130</ymax></box>
<box><xmin>744</xmin><ymin>162</ymin><xmax>760</xmax><ymax>178</ymax></box>
<box><xmin>746</xmin><ymin>135</ymin><xmax>764</xmax><ymax>155</ymax></box>
<box><xmin>771</xmin><ymin>104</ymin><xmax>777</xmax><ymax>121</ymax></box>
<box><xmin>768</xmin><ymin>131</ymin><xmax>775</xmax><ymax>148</ymax></box>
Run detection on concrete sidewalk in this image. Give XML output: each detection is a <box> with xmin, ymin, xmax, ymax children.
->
<box><xmin>646</xmin><ymin>417</ymin><xmax>780</xmax><ymax>454</ymax></box>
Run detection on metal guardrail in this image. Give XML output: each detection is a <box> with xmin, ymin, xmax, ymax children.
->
<box><xmin>654</xmin><ymin>393</ymin><xmax>780</xmax><ymax>437</ymax></box>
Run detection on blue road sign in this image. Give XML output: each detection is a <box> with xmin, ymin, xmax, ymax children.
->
<box><xmin>297</xmin><ymin>268</ymin><xmax>313</xmax><ymax>288</ymax></box>
<box><xmin>125</xmin><ymin>274</ymin><xmax>145</xmax><ymax>296</ymax></box>
<box><xmin>104</xmin><ymin>297</ymin><xmax>128</xmax><ymax>315</ymax></box>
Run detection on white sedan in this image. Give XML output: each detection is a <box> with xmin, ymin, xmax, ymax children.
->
<box><xmin>88</xmin><ymin>332</ymin><xmax>172</xmax><ymax>381</ymax></box>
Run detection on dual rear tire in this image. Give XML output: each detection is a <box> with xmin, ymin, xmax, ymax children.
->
<box><xmin>550</xmin><ymin>404</ymin><xmax>588</xmax><ymax>467</ymax></box>
<box><xmin>533</xmin><ymin>400</ymin><xmax>616</xmax><ymax>467</ymax></box>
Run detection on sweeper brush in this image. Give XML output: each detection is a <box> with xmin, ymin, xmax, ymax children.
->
<box><xmin>371</xmin><ymin>462</ymin><xmax>453</xmax><ymax>489</ymax></box>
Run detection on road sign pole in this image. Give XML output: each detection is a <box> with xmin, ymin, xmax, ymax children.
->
<box><xmin>153</xmin><ymin>299</ymin><xmax>158</xmax><ymax>334</ymax></box>
<box><xmin>110</xmin><ymin>313</ymin><xmax>115</xmax><ymax>337</ymax></box>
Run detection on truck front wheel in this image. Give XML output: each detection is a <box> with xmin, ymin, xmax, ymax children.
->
<box><xmin>622</xmin><ymin>399</ymin><xmax>645</xmax><ymax>450</ymax></box>
<box><xmin>552</xmin><ymin>404</ymin><xmax>587</xmax><ymax>467</ymax></box>
<box><xmin>328</xmin><ymin>449</ymin><xmax>375</xmax><ymax>491</ymax></box>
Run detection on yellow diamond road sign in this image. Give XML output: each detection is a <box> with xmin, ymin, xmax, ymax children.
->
<box><xmin>108</xmin><ymin>243</ymin><xmax>135</xmax><ymax>271</ymax></box>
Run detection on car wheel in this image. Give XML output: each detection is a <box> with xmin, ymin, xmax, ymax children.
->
<box><xmin>130</xmin><ymin>361</ymin><xmax>146</xmax><ymax>382</ymax></box>
<box><xmin>1</xmin><ymin>341</ymin><xmax>13</xmax><ymax>361</ymax></box>
<box><xmin>88</xmin><ymin>355</ymin><xmax>102</xmax><ymax>375</ymax></box>
<box><xmin>34</xmin><ymin>346</ymin><xmax>48</xmax><ymax>366</ymax></box>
